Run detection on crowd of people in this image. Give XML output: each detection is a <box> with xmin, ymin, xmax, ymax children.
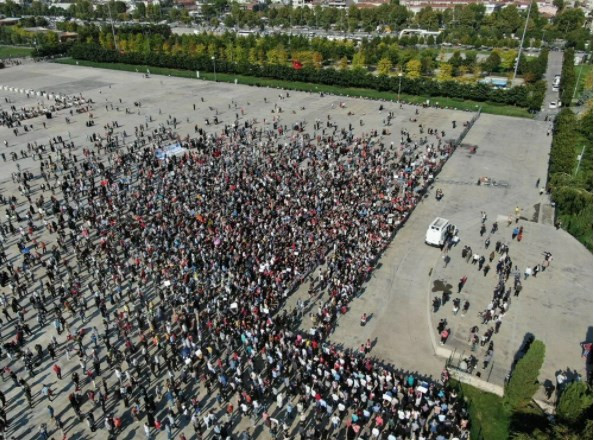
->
<box><xmin>0</xmin><ymin>84</ymin><xmax>473</xmax><ymax>440</ymax></box>
<box><xmin>0</xmin><ymin>92</ymin><xmax>90</xmax><ymax>131</ymax></box>
<box><xmin>433</xmin><ymin>209</ymin><xmax>556</xmax><ymax>382</ymax></box>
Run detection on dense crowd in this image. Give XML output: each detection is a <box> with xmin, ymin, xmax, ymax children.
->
<box><xmin>0</xmin><ymin>93</ymin><xmax>90</xmax><ymax>130</ymax></box>
<box><xmin>0</xmin><ymin>88</ymin><xmax>472</xmax><ymax>440</ymax></box>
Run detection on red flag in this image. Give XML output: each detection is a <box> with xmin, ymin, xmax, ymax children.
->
<box><xmin>292</xmin><ymin>60</ymin><xmax>303</xmax><ymax>70</ymax></box>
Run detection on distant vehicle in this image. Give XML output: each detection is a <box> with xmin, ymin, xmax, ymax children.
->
<box><xmin>549</xmin><ymin>101</ymin><xmax>560</xmax><ymax>109</ymax></box>
<box><xmin>552</xmin><ymin>86</ymin><xmax>559</xmax><ymax>92</ymax></box>
<box><xmin>425</xmin><ymin>217</ymin><xmax>456</xmax><ymax>247</ymax></box>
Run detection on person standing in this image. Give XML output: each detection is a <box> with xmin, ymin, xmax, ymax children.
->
<box><xmin>47</xmin><ymin>405</ymin><xmax>55</xmax><ymax>422</ymax></box>
<box><xmin>52</xmin><ymin>364</ymin><xmax>62</xmax><ymax>380</ymax></box>
<box><xmin>25</xmin><ymin>386</ymin><xmax>33</xmax><ymax>408</ymax></box>
<box><xmin>86</xmin><ymin>411</ymin><xmax>96</xmax><ymax>432</ymax></box>
<box><xmin>40</xmin><ymin>384</ymin><xmax>53</xmax><ymax>402</ymax></box>
<box><xmin>39</xmin><ymin>424</ymin><xmax>49</xmax><ymax>440</ymax></box>
<box><xmin>440</xmin><ymin>328</ymin><xmax>450</xmax><ymax>345</ymax></box>
<box><xmin>457</xmin><ymin>276</ymin><xmax>467</xmax><ymax>293</ymax></box>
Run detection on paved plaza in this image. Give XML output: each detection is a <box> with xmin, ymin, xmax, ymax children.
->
<box><xmin>0</xmin><ymin>61</ymin><xmax>589</xmax><ymax>440</ymax></box>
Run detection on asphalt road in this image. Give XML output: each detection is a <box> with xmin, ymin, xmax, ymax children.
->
<box><xmin>538</xmin><ymin>50</ymin><xmax>563</xmax><ymax>121</ymax></box>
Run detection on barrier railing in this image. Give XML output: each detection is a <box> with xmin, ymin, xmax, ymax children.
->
<box><xmin>453</xmin><ymin>106</ymin><xmax>482</xmax><ymax>148</ymax></box>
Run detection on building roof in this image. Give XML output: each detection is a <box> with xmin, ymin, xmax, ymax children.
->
<box><xmin>0</xmin><ymin>18</ymin><xmax>21</xmax><ymax>25</ymax></box>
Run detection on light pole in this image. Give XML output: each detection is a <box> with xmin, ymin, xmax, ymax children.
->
<box><xmin>575</xmin><ymin>144</ymin><xmax>586</xmax><ymax>176</ymax></box>
<box><xmin>572</xmin><ymin>62</ymin><xmax>584</xmax><ymax>101</ymax></box>
<box><xmin>397</xmin><ymin>72</ymin><xmax>403</xmax><ymax>102</ymax></box>
<box><xmin>211</xmin><ymin>56</ymin><xmax>217</xmax><ymax>82</ymax></box>
<box><xmin>512</xmin><ymin>1</ymin><xmax>531</xmax><ymax>82</ymax></box>
<box><xmin>107</xmin><ymin>1</ymin><xmax>119</xmax><ymax>52</ymax></box>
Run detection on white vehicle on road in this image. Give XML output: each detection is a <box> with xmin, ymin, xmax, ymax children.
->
<box><xmin>549</xmin><ymin>101</ymin><xmax>561</xmax><ymax>109</ymax></box>
<box><xmin>425</xmin><ymin>217</ymin><xmax>456</xmax><ymax>247</ymax></box>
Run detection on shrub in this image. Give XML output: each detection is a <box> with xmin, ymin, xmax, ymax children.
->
<box><xmin>504</xmin><ymin>340</ymin><xmax>546</xmax><ymax>412</ymax></box>
<box><xmin>557</xmin><ymin>380</ymin><xmax>593</xmax><ymax>425</ymax></box>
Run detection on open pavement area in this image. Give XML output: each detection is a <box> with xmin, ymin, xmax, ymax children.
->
<box><xmin>0</xmin><ymin>61</ymin><xmax>589</xmax><ymax>439</ymax></box>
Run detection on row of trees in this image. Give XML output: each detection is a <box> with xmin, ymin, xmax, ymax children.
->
<box><xmin>67</xmin><ymin>42</ymin><xmax>546</xmax><ymax>111</ymax></box>
<box><xmin>202</xmin><ymin>2</ymin><xmax>589</xmax><ymax>50</ymax></box>
<box><xmin>547</xmin><ymin>107</ymin><xmax>592</xmax><ymax>250</ymax></box>
<box><xmin>44</xmin><ymin>25</ymin><xmax>547</xmax><ymax>84</ymax></box>
<box><xmin>0</xmin><ymin>0</ymin><xmax>589</xmax><ymax>49</ymax></box>
<box><xmin>559</xmin><ymin>48</ymin><xmax>576</xmax><ymax>107</ymax></box>
<box><xmin>0</xmin><ymin>25</ymin><xmax>62</xmax><ymax>47</ymax></box>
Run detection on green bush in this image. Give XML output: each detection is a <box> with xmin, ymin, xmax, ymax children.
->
<box><xmin>504</xmin><ymin>340</ymin><xmax>546</xmax><ymax>412</ymax></box>
<box><xmin>557</xmin><ymin>381</ymin><xmax>593</xmax><ymax>426</ymax></box>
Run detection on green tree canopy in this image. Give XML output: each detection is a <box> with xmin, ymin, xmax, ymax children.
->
<box><xmin>504</xmin><ymin>340</ymin><xmax>545</xmax><ymax>412</ymax></box>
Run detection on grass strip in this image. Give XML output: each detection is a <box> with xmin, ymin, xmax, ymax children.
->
<box><xmin>453</xmin><ymin>381</ymin><xmax>510</xmax><ymax>440</ymax></box>
<box><xmin>0</xmin><ymin>45</ymin><xmax>34</xmax><ymax>58</ymax></box>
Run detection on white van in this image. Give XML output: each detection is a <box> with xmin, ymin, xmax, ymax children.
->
<box><xmin>425</xmin><ymin>217</ymin><xmax>456</xmax><ymax>247</ymax></box>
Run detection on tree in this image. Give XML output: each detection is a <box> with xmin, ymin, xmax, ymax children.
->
<box><xmin>338</xmin><ymin>56</ymin><xmax>348</xmax><ymax>70</ymax></box>
<box><xmin>405</xmin><ymin>58</ymin><xmax>421</xmax><ymax>79</ymax></box>
<box><xmin>579</xmin><ymin>106</ymin><xmax>592</xmax><ymax>141</ymax></box>
<box><xmin>557</xmin><ymin>381</ymin><xmax>593</xmax><ymax>426</ymax></box>
<box><xmin>496</xmin><ymin>5</ymin><xmax>522</xmax><ymax>35</ymax></box>
<box><xmin>483</xmin><ymin>52</ymin><xmax>501</xmax><ymax>73</ymax></box>
<box><xmin>560</xmin><ymin>48</ymin><xmax>576</xmax><ymax>106</ymax></box>
<box><xmin>554</xmin><ymin>8</ymin><xmax>585</xmax><ymax>33</ymax></box>
<box><xmin>437</xmin><ymin>62</ymin><xmax>453</xmax><ymax>81</ymax></box>
<box><xmin>449</xmin><ymin>51</ymin><xmax>463</xmax><ymax>68</ymax></box>
<box><xmin>266</xmin><ymin>45</ymin><xmax>287</xmax><ymax>65</ymax></box>
<box><xmin>133</xmin><ymin>2</ymin><xmax>145</xmax><ymax>19</ymax></box>
<box><xmin>416</xmin><ymin>6</ymin><xmax>438</xmax><ymax>30</ymax></box>
<box><xmin>500</xmin><ymin>49</ymin><xmax>517</xmax><ymax>70</ymax></box>
<box><xmin>248</xmin><ymin>47</ymin><xmax>258</xmax><ymax>65</ymax></box>
<box><xmin>352</xmin><ymin>51</ymin><xmax>366</xmax><ymax>70</ymax></box>
<box><xmin>110</xmin><ymin>0</ymin><xmax>127</xmax><ymax>14</ymax></box>
<box><xmin>504</xmin><ymin>339</ymin><xmax>545</xmax><ymax>412</ymax></box>
<box><xmin>377</xmin><ymin>57</ymin><xmax>392</xmax><ymax>75</ymax></box>
<box><xmin>421</xmin><ymin>56</ymin><xmax>434</xmax><ymax>76</ymax></box>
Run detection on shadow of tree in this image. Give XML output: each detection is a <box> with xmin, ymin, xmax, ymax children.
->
<box><xmin>432</xmin><ymin>279</ymin><xmax>453</xmax><ymax>294</ymax></box>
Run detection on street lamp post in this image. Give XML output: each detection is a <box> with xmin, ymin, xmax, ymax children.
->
<box><xmin>572</xmin><ymin>63</ymin><xmax>584</xmax><ymax>101</ymax></box>
<box><xmin>211</xmin><ymin>56</ymin><xmax>217</xmax><ymax>82</ymax></box>
<box><xmin>107</xmin><ymin>1</ymin><xmax>119</xmax><ymax>52</ymax></box>
<box><xmin>575</xmin><ymin>144</ymin><xmax>586</xmax><ymax>176</ymax></box>
<box><xmin>512</xmin><ymin>1</ymin><xmax>531</xmax><ymax>82</ymax></box>
<box><xmin>397</xmin><ymin>72</ymin><xmax>403</xmax><ymax>102</ymax></box>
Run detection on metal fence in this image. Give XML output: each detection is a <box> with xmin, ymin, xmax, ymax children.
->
<box><xmin>454</xmin><ymin>106</ymin><xmax>482</xmax><ymax>148</ymax></box>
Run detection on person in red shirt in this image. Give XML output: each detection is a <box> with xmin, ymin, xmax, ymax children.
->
<box><xmin>52</xmin><ymin>364</ymin><xmax>62</xmax><ymax>380</ymax></box>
